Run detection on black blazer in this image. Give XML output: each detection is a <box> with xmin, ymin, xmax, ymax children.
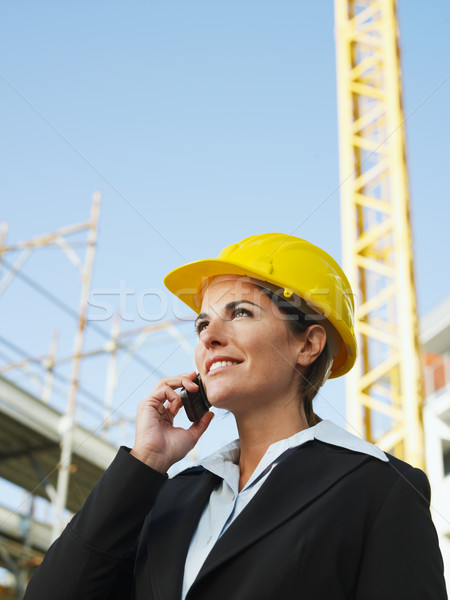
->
<box><xmin>24</xmin><ymin>439</ymin><xmax>447</xmax><ymax>599</ymax></box>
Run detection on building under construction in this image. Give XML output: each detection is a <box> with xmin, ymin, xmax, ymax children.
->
<box><xmin>0</xmin><ymin>196</ymin><xmax>196</xmax><ymax>598</ymax></box>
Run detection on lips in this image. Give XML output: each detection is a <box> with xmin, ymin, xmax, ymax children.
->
<box><xmin>206</xmin><ymin>356</ymin><xmax>242</xmax><ymax>373</ymax></box>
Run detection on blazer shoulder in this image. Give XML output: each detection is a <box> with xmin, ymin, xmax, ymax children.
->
<box><xmin>384</xmin><ymin>451</ymin><xmax>422</xmax><ymax>473</ymax></box>
<box><xmin>310</xmin><ymin>440</ymin><xmax>429</xmax><ymax>496</ymax></box>
<box><xmin>383</xmin><ymin>453</ymin><xmax>431</xmax><ymax>499</ymax></box>
<box><xmin>313</xmin><ymin>435</ymin><xmax>425</xmax><ymax>482</ymax></box>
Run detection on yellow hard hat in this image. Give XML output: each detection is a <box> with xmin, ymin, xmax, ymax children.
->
<box><xmin>164</xmin><ymin>233</ymin><xmax>356</xmax><ymax>378</ymax></box>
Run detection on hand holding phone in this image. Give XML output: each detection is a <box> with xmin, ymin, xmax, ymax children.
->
<box><xmin>180</xmin><ymin>375</ymin><xmax>211</xmax><ymax>422</ymax></box>
<box><xmin>131</xmin><ymin>372</ymin><xmax>214</xmax><ymax>472</ymax></box>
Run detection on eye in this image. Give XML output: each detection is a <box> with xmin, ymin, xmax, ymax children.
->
<box><xmin>232</xmin><ymin>306</ymin><xmax>253</xmax><ymax>319</ymax></box>
<box><xmin>195</xmin><ymin>319</ymin><xmax>209</xmax><ymax>334</ymax></box>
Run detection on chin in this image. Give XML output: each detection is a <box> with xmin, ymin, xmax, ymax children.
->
<box><xmin>204</xmin><ymin>381</ymin><xmax>242</xmax><ymax>411</ymax></box>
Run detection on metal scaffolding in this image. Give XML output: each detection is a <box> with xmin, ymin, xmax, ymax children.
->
<box><xmin>0</xmin><ymin>195</ymin><xmax>195</xmax><ymax>596</ymax></box>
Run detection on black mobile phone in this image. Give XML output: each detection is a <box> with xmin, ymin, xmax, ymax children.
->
<box><xmin>180</xmin><ymin>375</ymin><xmax>211</xmax><ymax>422</ymax></box>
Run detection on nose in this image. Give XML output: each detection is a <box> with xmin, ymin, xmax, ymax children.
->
<box><xmin>199</xmin><ymin>314</ymin><xmax>228</xmax><ymax>348</ymax></box>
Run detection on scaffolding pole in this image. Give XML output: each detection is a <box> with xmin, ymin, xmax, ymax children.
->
<box><xmin>51</xmin><ymin>192</ymin><xmax>101</xmax><ymax>540</ymax></box>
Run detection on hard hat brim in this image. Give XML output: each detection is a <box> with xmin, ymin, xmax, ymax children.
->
<box><xmin>164</xmin><ymin>257</ymin><xmax>270</xmax><ymax>312</ymax></box>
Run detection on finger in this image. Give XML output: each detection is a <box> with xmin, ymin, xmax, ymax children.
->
<box><xmin>156</xmin><ymin>402</ymin><xmax>167</xmax><ymax>416</ymax></box>
<box><xmin>153</xmin><ymin>372</ymin><xmax>198</xmax><ymax>394</ymax></box>
<box><xmin>144</xmin><ymin>384</ymin><xmax>179</xmax><ymax>407</ymax></box>
<box><xmin>180</xmin><ymin>376</ymin><xmax>199</xmax><ymax>392</ymax></box>
<box><xmin>167</xmin><ymin>395</ymin><xmax>183</xmax><ymax>417</ymax></box>
<box><xmin>162</xmin><ymin>385</ymin><xmax>180</xmax><ymax>403</ymax></box>
<box><xmin>168</xmin><ymin>372</ymin><xmax>198</xmax><ymax>392</ymax></box>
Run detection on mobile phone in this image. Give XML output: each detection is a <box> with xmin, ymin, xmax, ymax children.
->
<box><xmin>180</xmin><ymin>375</ymin><xmax>211</xmax><ymax>422</ymax></box>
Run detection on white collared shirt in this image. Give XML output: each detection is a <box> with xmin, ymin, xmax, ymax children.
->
<box><xmin>181</xmin><ymin>420</ymin><xmax>387</xmax><ymax>599</ymax></box>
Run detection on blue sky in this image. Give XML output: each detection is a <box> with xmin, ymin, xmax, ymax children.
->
<box><xmin>1</xmin><ymin>1</ymin><xmax>449</xmax><ymax>458</ymax></box>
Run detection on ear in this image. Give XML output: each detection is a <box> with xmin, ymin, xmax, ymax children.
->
<box><xmin>296</xmin><ymin>325</ymin><xmax>327</xmax><ymax>367</ymax></box>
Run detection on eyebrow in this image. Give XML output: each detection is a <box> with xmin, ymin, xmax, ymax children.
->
<box><xmin>194</xmin><ymin>300</ymin><xmax>262</xmax><ymax>327</ymax></box>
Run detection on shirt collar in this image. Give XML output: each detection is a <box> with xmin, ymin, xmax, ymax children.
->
<box><xmin>314</xmin><ymin>419</ymin><xmax>388</xmax><ymax>462</ymax></box>
<box><xmin>199</xmin><ymin>419</ymin><xmax>388</xmax><ymax>489</ymax></box>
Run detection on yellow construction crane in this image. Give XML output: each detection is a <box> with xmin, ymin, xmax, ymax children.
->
<box><xmin>334</xmin><ymin>0</ymin><xmax>425</xmax><ymax>468</ymax></box>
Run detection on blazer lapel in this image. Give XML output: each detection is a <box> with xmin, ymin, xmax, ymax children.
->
<box><xmin>143</xmin><ymin>467</ymin><xmax>220</xmax><ymax>600</ymax></box>
<box><xmin>194</xmin><ymin>440</ymin><xmax>371</xmax><ymax>583</ymax></box>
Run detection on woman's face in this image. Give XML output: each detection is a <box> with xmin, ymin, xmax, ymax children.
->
<box><xmin>194</xmin><ymin>276</ymin><xmax>306</xmax><ymax>416</ymax></box>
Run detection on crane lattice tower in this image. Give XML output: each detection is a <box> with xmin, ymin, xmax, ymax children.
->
<box><xmin>334</xmin><ymin>0</ymin><xmax>424</xmax><ymax>467</ymax></box>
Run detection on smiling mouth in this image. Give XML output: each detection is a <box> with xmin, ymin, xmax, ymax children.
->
<box><xmin>209</xmin><ymin>360</ymin><xmax>240</xmax><ymax>372</ymax></box>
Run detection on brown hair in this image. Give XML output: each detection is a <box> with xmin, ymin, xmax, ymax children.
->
<box><xmin>262</xmin><ymin>290</ymin><xmax>330</xmax><ymax>427</ymax></box>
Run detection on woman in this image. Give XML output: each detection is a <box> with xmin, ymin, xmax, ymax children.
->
<box><xmin>25</xmin><ymin>233</ymin><xmax>447</xmax><ymax>599</ymax></box>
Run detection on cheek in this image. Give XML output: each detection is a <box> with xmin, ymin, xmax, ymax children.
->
<box><xmin>264</xmin><ymin>331</ymin><xmax>296</xmax><ymax>366</ymax></box>
<box><xmin>194</xmin><ymin>341</ymin><xmax>203</xmax><ymax>371</ymax></box>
